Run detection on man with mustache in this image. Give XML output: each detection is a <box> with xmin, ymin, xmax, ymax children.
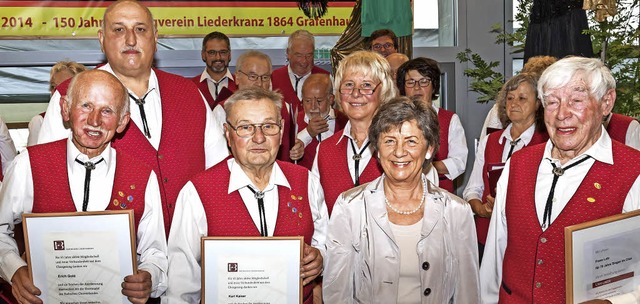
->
<box><xmin>36</xmin><ymin>0</ymin><xmax>229</xmax><ymax>236</ymax></box>
<box><xmin>0</xmin><ymin>70</ymin><xmax>167</xmax><ymax>304</ymax></box>
<box><xmin>191</xmin><ymin>31</ymin><xmax>236</xmax><ymax>110</ymax></box>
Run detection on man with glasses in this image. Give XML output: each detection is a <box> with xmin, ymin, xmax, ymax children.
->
<box><xmin>166</xmin><ymin>87</ymin><xmax>328</xmax><ymax>303</ymax></box>
<box><xmin>210</xmin><ymin>50</ymin><xmax>298</xmax><ymax>163</ymax></box>
<box><xmin>369</xmin><ymin>29</ymin><xmax>398</xmax><ymax>57</ymax></box>
<box><xmin>192</xmin><ymin>31</ymin><xmax>236</xmax><ymax>110</ymax></box>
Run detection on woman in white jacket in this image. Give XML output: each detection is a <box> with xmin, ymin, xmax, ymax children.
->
<box><xmin>323</xmin><ymin>97</ymin><xmax>480</xmax><ymax>303</ymax></box>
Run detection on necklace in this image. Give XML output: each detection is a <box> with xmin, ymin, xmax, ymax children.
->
<box><xmin>384</xmin><ymin>176</ymin><xmax>427</xmax><ymax>215</ymax></box>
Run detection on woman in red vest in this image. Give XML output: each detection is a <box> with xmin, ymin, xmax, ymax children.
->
<box><xmin>312</xmin><ymin>51</ymin><xmax>397</xmax><ymax>215</ymax></box>
<box><xmin>463</xmin><ymin>73</ymin><xmax>548</xmax><ymax>261</ymax></box>
<box><xmin>396</xmin><ymin>57</ymin><xmax>468</xmax><ymax>193</ymax></box>
<box><xmin>324</xmin><ymin>97</ymin><xmax>480</xmax><ymax>303</ymax></box>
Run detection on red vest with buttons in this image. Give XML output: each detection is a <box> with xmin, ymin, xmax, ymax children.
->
<box><xmin>434</xmin><ymin>108</ymin><xmax>454</xmax><ymax>192</ymax></box>
<box><xmin>317</xmin><ymin>130</ymin><xmax>383</xmax><ymax>215</ymax></box>
<box><xmin>28</xmin><ymin>140</ymin><xmax>148</xmax><ymax>229</ymax></box>
<box><xmin>190</xmin><ymin>159</ymin><xmax>314</xmax><ymax>304</ymax></box>
<box><xmin>475</xmin><ymin>128</ymin><xmax>548</xmax><ymax>244</ymax></box>
<box><xmin>190</xmin><ymin>74</ymin><xmax>237</xmax><ymax>110</ymax></box>
<box><xmin>55</xmin><ymin>69</ymin><xmax>204</xmax><ymax>236</ymax></box>
<box><xmin>272</xmin><ymin>66</ymin><xmax>330</xmax><ymax>164</ymax></box>
<box><xmin>499</xmin><ymin>141</ymin><xmax>640</xmax><ymax>303</ymax></box>
<box><xmin>295</xmin><ymin>110</ymin><xmax>348</xmax><ymax>170</ymax></box>
<box><xmin>606</xmin><ymin>113</ymin><xmax>635</xmax><ymax>145</ymax></box>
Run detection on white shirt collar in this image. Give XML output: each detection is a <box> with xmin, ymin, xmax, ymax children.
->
<box><xmin>101</xmin><ymin>63</ymin><xmax>160</xmax><ymax>99</ymax></box>
<box><xmin>498</xmin><ymin>123</ymin><xmax>537</xmax><ymax>145</ymax></box>
<box><xmin>543</xmin><ymin>126</ymin><xmax>613</xmax><ymax>165</ymax></box>
<box><xmin>199</xmin><ymin>68</ymin><xmax>234</xmax><ymax>84</ymax></box>
<box><xmin>287</xmin><ymin>65</ymin><xmax>311</xmax><ymax>79</ymax></box>
<box><xmin>66</xmin><ymin>136</ymin><xmax>113</xmax><ymax>175</ymax></box>
<box><xmin>226</xmin><ymin>158</ymin><xmax>291</xmax><ymax>194</ymax></box>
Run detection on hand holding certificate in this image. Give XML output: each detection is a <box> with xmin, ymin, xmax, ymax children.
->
<box><xmin>201</xmin><ymin>236</ymin><xmax>304</xmax><ymax>304</ymax></box>
<box><xmin>22</xmin><ymin>210</ymin><xmax>137</xmax><ymax>304</ymax></box>
<box><xmin>565</xmin><ymin>209</ymin><xmax>640</xmax><ymax>303</ymax></box>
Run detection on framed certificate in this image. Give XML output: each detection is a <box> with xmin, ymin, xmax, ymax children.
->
<box><xmin>201</xmin><ymin>236</ymin><xmax>303</xmax><ymax>304</ymax></box>
<box><xmin>565</xmin><ymin>209</ymin><xmax>640</xmax><ymax>303</ymax></box>
<box><xmin>22</xmin><ymin>210</ymin><xmax>136</xmax><ymax>303</ymax></box>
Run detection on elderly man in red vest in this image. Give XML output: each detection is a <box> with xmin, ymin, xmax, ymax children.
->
<box><xmin>0</xmin><ymin>70</ymin><xmax>167</xmax><ymax>304</ymax></box>
<box><xmin>290</xmin><ymin>74</ymin><xmax>348</xmax><ymax>169</ymax></box>
<box><xmin>36</xmin><ymin>0</ymin><xmax>229</xmax><ymax>236</ymax></box>
<box><xmin>480</xmin><ymin>57</ymin><xmax>640</xmax><ymax>303</ymax></box>
<box><xmin>191</xmin><ymin>31</ymin><xmax>237</xmax><ymax>110</ymax></box>
<box><xmin>166</xmin><ymin>87</ymin><xmax>328</xmax><ymax>303</ymax></box>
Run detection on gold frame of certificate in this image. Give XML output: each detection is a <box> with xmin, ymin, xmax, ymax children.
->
<box><xmin>564</xmin><ymin>209</ymin><xmax>640</xmax><ymax>304</ymax></box>
<box><xmin>22</xmin><ymin>210</ymin><xmax>137</xmax><ymax>303</ymax></box>
<box><xmin>201</xmin><ymin>236</ymin><xmax>304</xmax><ymax>304</ymax></box>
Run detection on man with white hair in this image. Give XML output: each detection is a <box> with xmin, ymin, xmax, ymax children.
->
<box><xmin>480</xmin><ymin>56</ymin><xmax>640</xmax><ymax>303</ymax></box>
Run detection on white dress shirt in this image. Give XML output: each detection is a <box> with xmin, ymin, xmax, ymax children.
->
<box><xmin>165</xmin><ymin>158</ymin><xmax>329</xmax><ymax>303</ymax></box>
<box><xmin>435</xmin><ymin>106</ymin><xmax>468</xmax><ymax>180</ymax></box>
<box><xmin>0</xmin><ymin>117</ymin><xmax>16</xmax><ymax>178</ymax></box>
<box><xmin>0</xmin><ymin>138</ymin><xmax>168</xmax><ymax>297</ymax></box>
<box><xmin>480</xmin><ymin>103</ymin><xmax>503</xmax><ymax>141</ymax></box>
<box><xmin>199</xmin><ymin>68</ymin><xmax>234</xmax><ymax>100</ymax></box>
<box><xmin>480</xmin><ymin>128</ymin><xmax>640</xmax><ymax>304</ymax></box>
<box><xmin>27</xmin><ymin>114</ymin><xmax>43</xmax><ymax>147</ymax></box>
<box><xmin>463</xmin><ymin>123</ymin><xmax>536</xmax><ymax>202</ymax></box>
<box><xmin>36</xmin><ymin>63</ymin><xmax>229</xmax><ymax>169</ymax></box>
<box><xmin>297</xmin><ymin>108</ymin><xmax>338</xmax><ymax>147</ymax></box>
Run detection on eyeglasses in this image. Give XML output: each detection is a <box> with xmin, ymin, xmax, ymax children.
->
<box><xmin>372</xmin><ymin>43</ymin><xmax>394</xmax><ymax>50</ymax></box>
<box><xmin>226</xmin><ymin>121</ymin><xmax>281</xmax><ymax>137</ymax></box>
<box><xmin>206</xmin><ymin>49</ymin><xmax>230</xmax><ymax>57</ymax></box>
<box><xmin>339</xmin><ymin>82</ymin><xmax>381</xmax><ymax>95</ymax></box>
<box><xmin>405</xmin><ymin>78</ymin><xmax>432</xmax><ymax>88</ymax></box>
<box><xmin>237</xmin><ymin>70</ymin><xmax>271</xmax><ymax>82</ymax></box>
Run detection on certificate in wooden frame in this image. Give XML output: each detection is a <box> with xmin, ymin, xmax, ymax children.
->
<box><xmin>201</xmin><ymin>236</ymin><xmax>303</xmax><ymax>304</ymax></box>
<box><xmin>565</xmin><ymin>209</ymin><xmax>640</xmax><ymax>303</ymax></box>
<box><xmin>22</xmin><ymin>210</ymin><xmax>136</xmax><ymax>303</ymax></box>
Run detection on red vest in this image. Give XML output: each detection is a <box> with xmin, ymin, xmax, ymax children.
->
<box><xmin>434</xmin><ymin>108</ymin><xmax>454</xmax><ymax>192</ymax></box>
<box><xmin>112</xmin><ymin>69</ymin><xmax>207</xmax><ymax>235</ymax></box>
<box><xmin>190</xmin><ymin>159</ymin><xmax>314</xmax><ymax>304</ymax></box>
<box><xmin>295</xmin><ymin>110</ymin><xmax>348</xmax><ymax>170</ymax></box>
<box><xmin>0</xmin><ymin>154</ymin><xmax>3</xmax><ymax>182</ymax></box>
<box><xmin>606</xmin><ymin>113</ymin><xmax>635</xmax><ymax>145</ymax></box>
<box><xmin>272</xmin><ymin>66</ymin><xmax>330</xmax><ymax>164</ymax></box>
<box><xmin>499</xmin><ymin>142</ymin><xmax>640</xmax><ymax>303</ymax></box>
<box><xmin>28</xmin><ymin>140</ymin><xmax>149</xmax><ymax>230</ymax></box>
<box><xmin>317</xmin><ymin>130</ymin><xmax>383</xmax><ymax>215</ymax></box>
<box><xmin>55</xmin><ymin>69</ymin><xmax>207</xmax><ymax>235</ymax></box>
<box><xmin>475</xmin><ymin>128</ymin><xmax>548</xmax><ymax>245</ymax></box>
<box><xmin>190</xmin><ymin>74</ymin><xmax>237</xmax><ymax>110</ymax></box>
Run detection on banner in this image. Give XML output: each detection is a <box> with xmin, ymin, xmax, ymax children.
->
<box><xmin>0</xmin><ymin>1</ymin><xmax>355</xmax><ymax>38</ymax></box>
